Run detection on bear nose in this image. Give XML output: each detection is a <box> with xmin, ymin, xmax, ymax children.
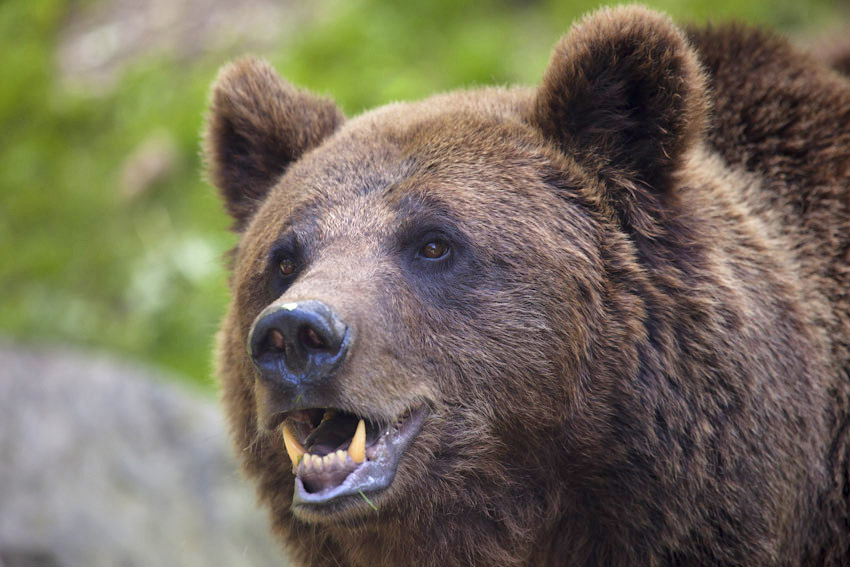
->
<box><xmin>249</xmin><ymin>300</ymin><xmax>350</xmax><ymax>384</ymax></box>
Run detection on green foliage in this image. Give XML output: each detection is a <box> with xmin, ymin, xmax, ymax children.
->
<box><xmin>0</xmin><ymin>0</ymin><xmax>838</xmax><ymax>389</ymax></box>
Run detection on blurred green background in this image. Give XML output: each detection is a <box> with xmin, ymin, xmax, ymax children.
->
<box><xmin>0</xmin><ymin>0</ymin><xmax>843</xmax><ymax>391</ymax></box>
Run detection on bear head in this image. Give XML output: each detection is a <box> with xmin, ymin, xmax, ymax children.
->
<box><xmin>204</xmin><ymin>6</ymin><xmax>828</xmax><ymax>566</ymax></box>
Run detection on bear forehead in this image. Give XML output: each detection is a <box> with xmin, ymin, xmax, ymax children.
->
<box><xmin>251</xmin><ymin>87</ymin><xmax>557</xmax><ymax>241</ymax></box>
<box><xmin>291</xmin><ymin>86</ymin><xmax>539</xmax><ymax>185</ymax></box>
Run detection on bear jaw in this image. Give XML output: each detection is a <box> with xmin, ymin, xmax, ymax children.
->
<box><xmin>282</xmin><ymin>405</ymin><xmax>429</xmax><ymax>519</ymax></box>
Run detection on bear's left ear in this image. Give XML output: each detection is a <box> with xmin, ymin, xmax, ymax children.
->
<box><xmin>534</xmin><ymin>6</ymin><xmax>708</xmax><ymax>231</ymax></box>
<box><xmin>204</xmin><ymin>58</ymin><xmax>345</xmax><ymax>232</ymax></box>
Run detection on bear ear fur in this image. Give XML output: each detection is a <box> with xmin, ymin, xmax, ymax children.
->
<box><xmin>204</xmin><ymin>58</ymin><xmax>344</xmax><ymax>231</ymax></box>
<box><xmin>534</xmin><ymin>6</ymin><xmax>709</xmax><ymax>233</ymax></box>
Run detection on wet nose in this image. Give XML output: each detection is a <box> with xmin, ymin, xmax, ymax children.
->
<box><xmin>249</xmin><ymin>300</ymin><xmax>350</xmax><ymax>385</ymax></box>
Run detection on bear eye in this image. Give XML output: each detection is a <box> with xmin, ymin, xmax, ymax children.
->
<box><xmin>279</xmin><ymin>257</ymin><xmax>298</xmax><ymax>276</ymax></box>
<box><xmin>420</xmin><ymin>240</ymin><xmax>450</xmax><ymax>260</ymax></box>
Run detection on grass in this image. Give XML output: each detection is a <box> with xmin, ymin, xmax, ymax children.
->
<box><xmin>0</xmin><ymin>0</ymin><xmax>840</xmax><ymax>390</ymax></box>
<box><xmin>359</xmin><ymin>489</ymin><xmax>379</xmax><ymax>512</ymax></box>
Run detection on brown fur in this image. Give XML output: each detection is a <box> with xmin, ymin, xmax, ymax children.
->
<box><xmin>817</xmin><ymin>37</ymin><xmax>850</xmax><ymax>77</ymax></box>
<box><xmin>204</xmin><ymin>6</ymin><xmax>850</xmax><ymax>566</ymax></box>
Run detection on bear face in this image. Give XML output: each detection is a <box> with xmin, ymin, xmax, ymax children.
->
<box><xmin>205</xmin><ymin>6</ymin><xmax>850</xmax><ymax>567</ymax></box>
<box><xmin>215</xmin><ymin>86</ymin><xmax>603</xmax><ymax>514</ymax></box>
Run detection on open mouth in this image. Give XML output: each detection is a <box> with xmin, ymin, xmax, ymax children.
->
<box><xmin>279</xmin><ymin>405</ymin><xmax>428</xmax><ymax>508</ymax></box>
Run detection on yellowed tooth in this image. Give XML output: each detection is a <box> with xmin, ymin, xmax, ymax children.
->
<box><xmin>312</xmin><ymin>454</ymin><xmax>324</xmax><ymax>471</ymax></box>
<box><xmin>282</xmin><ymin>424</ymin><xmax>305</xmax><ymax>468</ymax></box>
<box><xmin>336</xmin><ymin>449</ymin><xmax>347</xmax><ymax>462</ymax></box>
<box><xmin>323</xmin><ymin>454</ymin><xmax>332</xmax><ymax>468</ymax></box>
<box><xmin>348</xmin><ymin>419</ymin><xmax>366</xmax><ymax>463</ymax></box>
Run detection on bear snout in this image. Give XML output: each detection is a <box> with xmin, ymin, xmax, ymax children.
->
<box><xmin>249</xmin><ymin>299</ymin><xmax>351</xmax><ymax>416</ymax></box>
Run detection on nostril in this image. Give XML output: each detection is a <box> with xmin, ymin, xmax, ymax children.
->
<box><xmin>257</xmin><ymin>328</ymin><xmax>287</xmax><ymax>359</ymax></box>
<box><xmin>269</xmin><ymin>329</ymin><xmax>286</xmax><ymax>352</ymax></box>
<box><xmin>299</xmin><ymin>325</ymin><xmax>327</xmax><ymax>351</ymax></box>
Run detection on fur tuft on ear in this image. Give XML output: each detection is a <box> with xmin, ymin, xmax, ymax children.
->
<box><xmin>204</xmin><ymin>58</ymin><xmax>344</xmax><ymax>231</ymax></box>
<box><xmin>534</xmin><ymin>6</ymin><xmax>709</xmax><ymax>231</ymax></box>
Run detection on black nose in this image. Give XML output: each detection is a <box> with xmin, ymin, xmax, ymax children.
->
<box><xmin>249</xmin><ymin>300</ymin><xmax>350</xmax><ymax>386</ymax></box>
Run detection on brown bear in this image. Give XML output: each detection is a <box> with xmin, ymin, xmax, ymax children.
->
<box><xmin>203</xmin><ymin>6</ymin><xmax>850</xmax><ymax>566</ymax></box>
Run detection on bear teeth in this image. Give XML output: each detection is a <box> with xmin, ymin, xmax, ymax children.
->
<box><xmin>349</xmin><ymin>418</ymin><xmax>366</xmax><ymax>463</ymax></box>
<box><xmin>282</xmin><ymin>418</ymin><xmax>367</xmax><ymax>471</ymax></box>
<box><xmin>300</xmin><ymin>447</ymin><xmax>353</xmax><ymax>473</ymax></box>
<box><xmin>282</xmin><ymin>422</ymin><xmax>305</xmax><ymax>467</ymax></box>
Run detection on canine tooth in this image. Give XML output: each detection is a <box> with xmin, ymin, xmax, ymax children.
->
<box><xmin>282</xmin><ymin>424</ymin><xmax>305</xmax><ymax>468</ymax></box>
<box><xmin>349</xmin><ymin>419</ymin><xmax>366</xmax><ymax>464</ymax></box>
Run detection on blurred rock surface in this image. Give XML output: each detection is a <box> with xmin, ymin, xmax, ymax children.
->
<box><xmin>0</xmin><ymin>342</ymin><xmax>288</xmax><ymax>567</ymax></box>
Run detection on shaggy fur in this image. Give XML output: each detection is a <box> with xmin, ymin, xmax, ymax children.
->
<box><xmin>204</xmin><ymin>6</ymin><xmax>850</xmax><ymax>566</ymax></box>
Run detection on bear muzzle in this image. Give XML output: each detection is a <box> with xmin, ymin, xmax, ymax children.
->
<box><xmin>248</xmin><ymin>300</ymin><xmax>430</xmax><ymax>513</ymax></box>
<box><xmin>248</xmin><ymin>299</ymin><xmax>351</xmax><ymax>414</ymax></box>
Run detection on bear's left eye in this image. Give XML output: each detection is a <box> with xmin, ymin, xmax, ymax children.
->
<box><xmin>279</xmin><ymin>257</ymin><xmax>298</xmax><ymax>276</ymax></box>
<box><xmin>420</xmin><ymin>240</ymin><xmax>450</xmax><ymax>260</ymax></box>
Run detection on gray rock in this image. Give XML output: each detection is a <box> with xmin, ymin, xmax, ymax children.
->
<box><xmin>0</xmin><ymin>343</ymin><xmax>288</xmax><ymax>567</ymax></box>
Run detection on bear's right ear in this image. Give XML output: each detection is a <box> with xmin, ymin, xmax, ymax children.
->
<box><xmin>204</xmin><ymin>58</ymin><xmax>344</xmax><ymax>231</ymax></box>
